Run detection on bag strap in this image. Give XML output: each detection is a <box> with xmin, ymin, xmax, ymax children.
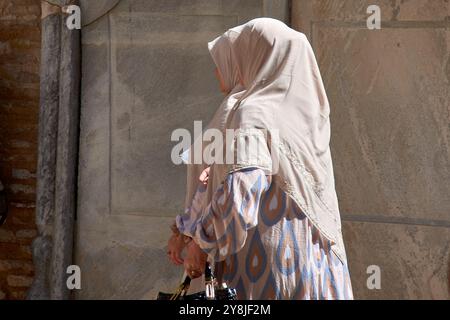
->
<box><xmin>171</xmin><ymin>262</ymin><xmax>215</xmax><ymax>300</ymax></box>
<box><xmin>170</xmin><ymin>276</ymin><xmax>191</xmax><ymax>300</ymax></box>
<box><xmin>204</xmin><ymin>262</ymin><xmax>216</xmax><ymax>299</ymax></box>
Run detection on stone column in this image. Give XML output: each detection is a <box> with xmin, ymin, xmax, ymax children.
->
<box><xmin>28</xmin><ymin>0</ymin><xmax>80</xmax><ymax>300</ymax></box>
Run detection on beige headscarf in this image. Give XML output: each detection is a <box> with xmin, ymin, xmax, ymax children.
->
<box><xmin>209</xmin><ymin>17</ymin><xmax>348</xmax><ymax>264</ymax></box>
<box><xmin>181</xmin><ymin>29</ymin><xmax>245</xmax><ymax>293</ymax></box>
<box><xmin>183</xmin><ymin>31</ymin><xmax>245</xmax><ymax>213</ymax></box>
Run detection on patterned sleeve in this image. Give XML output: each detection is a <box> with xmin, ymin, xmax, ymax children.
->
<box><xmin>177</xmin><ymin>168</ymin><xmax>271</xmax><ymax>262</ymax></box>
<box><xmin>176</xmin><ymin>180</ymin><xmax>209</xmax><ymax>238</ymax></box>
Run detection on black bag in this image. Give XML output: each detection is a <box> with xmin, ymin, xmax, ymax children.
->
<box><xmin>157</xmin><ymin>263</ymin><xmax>237</xmax><ymax>300</ymax></box>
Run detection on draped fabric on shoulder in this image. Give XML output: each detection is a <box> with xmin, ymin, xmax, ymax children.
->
<box><xmin>209</xmin><ymin>18</ymin><xmax>348</xmax><ymax>263</ymax></box>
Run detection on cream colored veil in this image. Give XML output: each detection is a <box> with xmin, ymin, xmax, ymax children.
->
<box><xmin>209</xmin><ymin>18</ymin><xmax>348</xmax><ymax>264</ymax></box>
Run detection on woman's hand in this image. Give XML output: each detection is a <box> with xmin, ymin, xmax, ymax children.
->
<box><xmin>167</xmin><ymin>233</ymin><xmax>186</xmax><ymax>265</ymax></box>
<box><xmin>199</xmin><ymin>167</ymin><xmax>210</xmax><ymax>185</ymax></box>
<box><xmin>184</xmin><ymin>240</ymin><xmax>208</xmax><ymax>279</ymax></box>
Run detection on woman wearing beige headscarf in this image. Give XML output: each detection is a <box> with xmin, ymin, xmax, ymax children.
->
<box><xmin>168</xmin><ymin>18</ymin><xmax>353</xmax><ymax>300</ymax></box>
<box><xmin>167</xmin><ymin>31</ymin><xmax>245</xmax><ymax>289</ymax></box>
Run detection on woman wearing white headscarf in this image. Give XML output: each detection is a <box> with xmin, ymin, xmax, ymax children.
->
<box><xmin>168</xmin><ymin>18</ymin><xmax>353</xmax><ymax>300</ymax></box>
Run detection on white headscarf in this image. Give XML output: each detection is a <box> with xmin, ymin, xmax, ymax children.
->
<box><xmin>209</xmin><ymin>17</ymin><xmax>347</xmax><ymax>263</ymax></box>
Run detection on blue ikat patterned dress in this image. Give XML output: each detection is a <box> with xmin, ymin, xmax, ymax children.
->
<box><xmin>176</xmin><ymin>168</ymin><xmax>354</xmax><ymax>300</ymax></box>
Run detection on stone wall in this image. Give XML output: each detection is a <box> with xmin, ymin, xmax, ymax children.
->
<box><xmin>0</xmin><ymin>0</ymin><xmax>41</xmax><ymax>300</ymax></box>
<box><xmin>292</xmin><ymin>0</ymin><xmax>450</xmax><ymax>299</ymax></box>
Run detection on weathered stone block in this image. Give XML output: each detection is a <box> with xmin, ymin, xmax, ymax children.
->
<box><xmin>343</xmin><ymin>221</ymin><xmax>449</xmax><ymax>299</ymax></box>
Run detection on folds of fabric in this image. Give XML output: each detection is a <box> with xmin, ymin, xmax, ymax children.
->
<box><xmin>177</xmin><ymin>168</ymin><xmax>353</xmax><ymax>299</ymax></box>
<box><xmin>207</xmin><ymin>18</ymin><xmax>348</xmax><ymax>264</ymax></box>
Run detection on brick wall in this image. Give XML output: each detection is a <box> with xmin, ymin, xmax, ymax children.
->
<box><xmin>0</xmin><ymin>0</ymin><xmax>41</xmax><ymax>300</ymax></box>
